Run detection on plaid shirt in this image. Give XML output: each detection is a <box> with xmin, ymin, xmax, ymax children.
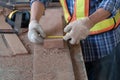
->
<box><xmin>31</xmin><ymin>0</ymin><xmax>120</xmax><ymax>62</ymax></box>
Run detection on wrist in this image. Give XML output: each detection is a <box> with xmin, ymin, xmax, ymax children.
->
<box><xmin>88</xmin><ymin>8</ymin><xmax>111</xmax><ymax>25</ymax></box>
<box><xmin>29</xmin><ymin>20</ymin><xmax>40</xmax><ymax>30</ymax></box>
<box><xmin>30</xmin><ymin>20</ymin><xmax>38</xmax><ymax>23</ymax></box>
<box><xmin>81</xmin><ymin>17</ymin><xmax>95</xmax><ymax>29</ymax></box>
<box><xmin>86</xmin><ymin>17</ymin><xmax>95</xmax><ymax>29</ymax></box>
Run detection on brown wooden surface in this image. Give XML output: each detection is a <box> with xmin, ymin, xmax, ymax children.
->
<box><xmin>44</xmin><ymin>38</ymin><xmax>64</xmax><ymax>49</ymax></box>
<box><xmin>41</xmin><ymin>8</ymin><xmax>64</xmax><ymax>48</ymax></box>
<box><xmin>0</xmin><ymin>15</ymin><xmax>28</xmax><ymax>55</ymax></box>
<box><xmin>34</xmin><ymin>8</ymin><xmax>75</xmax><ymax>80</ymax></box>
<box><xmin>14</xmin><ymin>4</ymin><xmax>30</xmax><ymax>10</ymax></box>
<box><xmin>4</xmin><ymin>34</ymin><xmax>28</xmax><ymax>55</ymax></box>
<box><xmin>40</xmin><ymin>7</ymin><xmax>88</xmax><ymax>80</ymax></box>
<box><xmin>34</xmin><ymin>44</ymin><xmax>75</xmax><ymax>80</ymax></box>
<box><xmin>0</xmin><ymin>33</ymin><xmax>33</xmax><ymax>80</ymax></box>
<box><xmin>68</xmin><ymin>44</ymin><xmax>88</xmax><ymax>80</ymax></box>
<box><xmin>0</xmin><ymin>34</ymin><xmax>13</xmax><ymax>56</ymax></box>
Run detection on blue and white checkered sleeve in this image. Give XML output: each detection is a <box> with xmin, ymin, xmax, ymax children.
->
<box><xmin>115</xmin><ymin>0</ymin><xmax>120</xmax><ymax>9</ymax></box>
<box><xmin>98</xmin><ymin>0</ymin><xmax>119</xmax><ymax>16</ymax></box>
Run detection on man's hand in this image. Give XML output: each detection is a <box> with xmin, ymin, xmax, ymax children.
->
<box><xmin>63</xmin><ymin>17</ymin><xmax>94</xmax><ymax>45</ymax></box>
<box><xmin>28</xmin><ymin>20</ymin><xmax>46</xmax><ymax>43</ymax></box>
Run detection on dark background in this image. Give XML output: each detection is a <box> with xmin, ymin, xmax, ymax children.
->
<box><xmin>52</xmin><ymin>0</ymin><xmax>59</xmax><ymax>2</ymax></box>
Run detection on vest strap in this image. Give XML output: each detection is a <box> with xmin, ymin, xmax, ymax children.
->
<box><xmin>60</xmin><ymin>0</ymin><xmax>120</xmax><ymax>35</ymax></box>
<box><xmin>90</xmin><ymin>11</ymin><xmax>120</xmax><ymax>35</ymax></box>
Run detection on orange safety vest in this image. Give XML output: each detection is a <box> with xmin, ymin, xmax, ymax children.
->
<box><xmin>60</xmin><ymin>0</ymin><xmax>120</xmax><ymax>35</ymax></box>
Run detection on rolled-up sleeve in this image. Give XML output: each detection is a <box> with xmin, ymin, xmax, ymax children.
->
<box><xmin>115</xmin><ymin>0</ymin><xmax>120</xmax><ymax>9</ymax></box>
<box><xmin>98</xmin><ymin>0</ymin><xmax>120</xmax><ymax>16</ymax></box>
<box><xmin>30</xmin><ymin>0</ymin><xmax>49</xmax><ymax>6</ymax></box>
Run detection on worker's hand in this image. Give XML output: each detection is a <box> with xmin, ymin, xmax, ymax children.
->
<box><xmin>63</xmin><ymin>17</ymin><xmax>94</xmax><ymax>45</ymax></box>
<box><xmin>28</xmin><ymin>20</ymin><xmax>46</xmax><ymax>43</ymax></box>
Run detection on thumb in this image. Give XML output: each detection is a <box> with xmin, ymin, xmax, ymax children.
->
<box><xmin>64</xmin><ymin>23</ymin><xmax>73</xmax><ymax>33</ymax></box>
<box><xmin>63</xmin><ymin>33</ymin><xmax>71</xmax><ymax>41</ymax></box>
<box><xmin>37</xmin><ymin>26</ymin><xmax>46</xmax><ymax>38</ymax></box>
<box><xmin>64</xmin><ymin>20</ymin><xmax>77</xmax><ymax>32</ymax></box>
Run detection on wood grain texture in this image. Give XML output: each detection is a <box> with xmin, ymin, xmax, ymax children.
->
<box><xmin>0</xmin><ymin>15</ymin><xmax>28</xmax><ymax>55</ymax></box>
<box><xmin>0</xmin><ymin>34</ymin><xmax>13</xmax><ymax>56</ymax></box>
<box><xmin>68</xmin><ymin>44</ymin><xmax>88</xmax><ymax>80</ymax></box>
<box><xmin>40</xmin><ymin>8</ymin><xmax>64</xmax><ymax>48</ymax></box>
<box><xmin>4</xmin><ymin>34</ymin><xmax>28</xmax><ymax>55</ymax></box>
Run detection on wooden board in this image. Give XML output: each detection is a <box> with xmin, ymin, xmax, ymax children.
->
<box><xmin>14</xmin><ymin>4</ymin><xmax>30</xmax><ymax>10</ymax></box>
<box><xmin>37</xmin><ymin>8</ymin><xmax>88</xmax><ymax>80</ymax></box>
<box><xmin>68</xmin><ymin>44</ymin><xmax>88</xmax><ymax>80</ymax></box>
<box><xmin>34</xmin><ymin>8</ymin><xmax>75</xmax><ymax>80</ymax></box>
<box><xmin>0</xmin><ymin>34</ymin><xmax>13</xmax><ymax>56</ymax></box>
<box><xmin>0</xmin><ymin>15</ymin><xmax>28</xmax><ymax>55</ymax></box>
<box><xmin>41</xmin><ymin>8</ymin><xmax>64</xmax><ymax>48</ymax></box>
<box><xmin>34</xmin><ymin>44</ymin><xmax>75</xmax><ymax>80</ymax></box>
<box><xmin>4</xmin><ymin>34</ymin><xmax>28</xmax><ymax>55</ymax></box>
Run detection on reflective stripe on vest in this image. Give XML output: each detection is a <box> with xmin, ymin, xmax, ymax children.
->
<box><xmin>60</xmin><ymin>0</ymin><xmax>120</xmax><ymax>35</ymax></box>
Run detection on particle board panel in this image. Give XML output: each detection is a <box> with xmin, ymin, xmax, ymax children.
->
<box><xmin>0</xmin><ymin>15</ymin><xmax>28</xmax><ymax>55</ymax></box>
<box><xmin>44</xmin><ymin>38</ymin><xmax>64</xmax><ymax>49</ymax></box>
<box><xmin>34</xmin><ymin>44</ymin><xmax>75</xmax><ymax>80</ymax></box>
<box><xmin>34</xmin><ymin>8</ymin><xmax>75</xmax><ymax>80</ymax></box>
<box><xmin>36</xmin><ymin>7</ymin><xmax>88</xmax><ymax>80</ymax></box>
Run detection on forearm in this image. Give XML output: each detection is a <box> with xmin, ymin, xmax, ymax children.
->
<box><xmin>88</xmin><ymin>8</ymin><xmax>111</xmax><ymax>28</ymax></box>
<box><xmin>30</xmin><ymin>1</ymin><xmax>45</xmax><ymax>22</ymax></box>
<box><xmin>88</xmin><ymin>0</ymin><xmax>120</xmax><ymax>29</ymax></box>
